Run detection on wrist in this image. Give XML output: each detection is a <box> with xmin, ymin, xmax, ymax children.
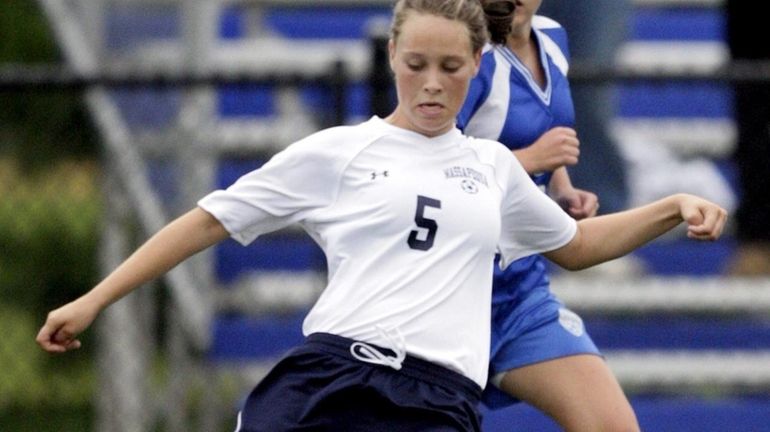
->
<box><xmin>81</xmin><ymin>288</ymin><xmax>110</xmax><ymax>314</ymax></box>
<box><xmin>666</xmin><ymin>194</ymin><xmax>689</xmax><ymax>222</ymax></box>
<box><xmin>512</xmin><ymin>149</ymin><xmax>537</xmax><ymax>174</ymax></box>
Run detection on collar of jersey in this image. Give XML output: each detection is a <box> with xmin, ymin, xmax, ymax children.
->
<box><xmin>495</xmin><ymin>30</ymin><xmax>552</xmax><ymax>106</ymax></box>
<box><xmin>369</xmin><ymin>116</ymin><xmax>463</xmax><ymax>152</ymax></box>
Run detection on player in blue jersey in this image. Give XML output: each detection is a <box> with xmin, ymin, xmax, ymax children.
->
<box><xmin>458</xmin><ymin>1</ymin><xmax>640</xmax><ymax>430</ymax></box>
<box><xmin>37</xmin><ymin>1</ymin><xmax>725</xmax><ymax>430</ymax></box>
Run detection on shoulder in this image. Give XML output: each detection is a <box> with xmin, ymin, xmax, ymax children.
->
<box><xmin>532</xmin><ymin>15</ymin><xmax>564</xmax><ymax>33</ymax></box>
<box><xmin>460</xmin><ymin>134</ymin><xmax>515</xmax><ymax>165</ymax></box>
<box><xmin>533</xmin><ymin>15</ymin><xmax>570</xmax><ymax>74</ymax></box>
<box><xmin>282</xmin><ymin>120</ymin><xmax>383</xmax><ymax>164</ymax></box>
<box><xmin>478</xmin><ymin>44</ymin><xmax>501</xmax><ymax>72</ymax></box>
<box><xmin>474</xmin><ymin>44</ymin><xmax>508</xmax><ymax>85</ymax></box>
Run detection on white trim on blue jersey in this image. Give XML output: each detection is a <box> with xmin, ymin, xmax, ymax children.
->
<box><xmin>534</xmin><ymin>17</ymin><xmax>569</xmax><ymax>77</ymax></box>
<box><xmin>199</xmin><ymin>117</ymin><xmax>576</xmax><ymax>387</ymax></box>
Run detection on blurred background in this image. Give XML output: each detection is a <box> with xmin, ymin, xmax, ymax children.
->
<box><xmin>2</xmin><ymin>0</ymin><xmax>770</xmax><ymax>431</ymax></box>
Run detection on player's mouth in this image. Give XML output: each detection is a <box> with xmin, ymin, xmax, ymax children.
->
<box><xmin>416</xmin><ymin>102</ymin><xmax>445</xmax><ymax>116</ymax></box>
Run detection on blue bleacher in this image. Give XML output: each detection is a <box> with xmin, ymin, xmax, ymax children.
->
<box><xmin>210</xmin><ymin>311</ymin><xmax>306</xmax><ymax>361</ymax></box>
<box><xmin>588</xmin><ymin>313</ymin><xmax>770</xmax><ymax>351</ymax></box>
<box><xmin>631</xmin><ymin>7</ymin><xmax>725</xmax><ymax>41</ymax></box>
<box><xmin>218</xmin><ymin>85</ymin><xmax>277</xmax><ymax>118</ymax></box>
<box><xmin>618</xmin><ymin>82</ymin><xmax>732</xmax><ymax>119</ymax></box>
<box><xmin>633</xmin><ymin>237</ymin><xmax>736</xmax><ymax>275</ymax></box>
<box><xmin>482</xmin><ymin>395</ymin><xmax>770</xmax><ymax>432</ymax></box>
<box><xmin>262</xmin><ymin>6</ymin><xmax>391</xmax><ymax>39</ymax></box>
<box><xmin>618</xmin><ymin>5</ymin><xmax>732</xmax><ymax>120</ymax></box>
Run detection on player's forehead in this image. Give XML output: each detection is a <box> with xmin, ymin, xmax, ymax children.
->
<box><xmin>393</xmin><ymin>12</ymin><xmax>474</xmax><ymax>58</ymax></box>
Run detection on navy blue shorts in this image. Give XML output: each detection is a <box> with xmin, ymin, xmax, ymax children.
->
<box><xmin>234</xmin><ymin>332</ymin><xmax>482</xmax><ymax>431</ymax></box>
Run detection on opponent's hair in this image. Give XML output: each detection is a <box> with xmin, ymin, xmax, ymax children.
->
<box><xmin>390</xmin><ymin>0</ymin><xmax>489</xmax><ymax>53</ymax></box>
<box><xmin>480</xmin><ymin>0</ymin><xmax>516</xmax><ymax>44</ymax></box>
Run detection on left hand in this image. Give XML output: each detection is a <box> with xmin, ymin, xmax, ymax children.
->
<box><xmin>677</xmin><ymin>194</ymin><xmax>728</xmax><ymax>241</ymax></box>
<box><xmin>553</xmin><ymin>188</ymin><xmax>599</xmax><ymax>220</ymax></box>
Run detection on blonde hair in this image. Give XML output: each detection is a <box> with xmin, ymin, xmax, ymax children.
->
<box><xmin>390</xmin><ymin>0</ymin><xmax>489</xmax><ymax>53</ymax></box>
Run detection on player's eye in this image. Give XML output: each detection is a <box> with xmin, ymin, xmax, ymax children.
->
<box><xmin>407</xmin><ymin>62</ymin><xmax>424</xmax><ymax>71</ymax></box>
<box><xmin>442</xmin><ymin>63</ymin><xmax>461</xmax><ymax>73</ymax></box>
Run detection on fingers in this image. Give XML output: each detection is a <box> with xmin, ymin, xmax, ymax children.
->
<box><xmin>36</xmin><ymin>316</ymin><xmax>83</xmax><ymax>353</ymax></box>
<box><xmin>559</xmin><ymin>135</ymin><xmax>580</xmax><ymax>166</ymax></box>
<box><xmin>687</xmin><ymin>204</ymin><xmax>728</xmax><ymax>241</ymax></box>
<box><xmin>530</xmin><ymin>128</ymin><xmax>580</xmax><ymax>170</ymax></box>
<box><xmin>38</xmin><ymin>330</ymin><xmax>82</xmax><ymax>353</ymax></box>
<box><xmin>567</xmin><ymin>190</ymin><xmax>599</xmax><ymax>220</ymax></box>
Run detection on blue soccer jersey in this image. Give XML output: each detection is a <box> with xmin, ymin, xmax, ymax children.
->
<box><xmin>458</xmin><ymin>16</ymin><xmax>574</xmax><ymax>305</ymax></box>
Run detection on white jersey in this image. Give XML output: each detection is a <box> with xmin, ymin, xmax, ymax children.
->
<box><xmin>198</xmin><ymin>116</ymin><xmax>576</xmax><ymax>387</ymax></box>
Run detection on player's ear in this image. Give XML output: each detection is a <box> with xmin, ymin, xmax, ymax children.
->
<box><xmin>388</xmin><ymin>38</ymin><xmax>396</xmax><ymax>73</ymax></box>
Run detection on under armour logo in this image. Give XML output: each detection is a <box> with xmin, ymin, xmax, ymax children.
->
<box><xmin>371</xmin><ymin>170</ymin><xmax>389</xmax><ymax>180</ymax></box>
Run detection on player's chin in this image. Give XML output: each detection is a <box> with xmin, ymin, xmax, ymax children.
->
<box><xmin>413</xmin><ymin>116</ymin><xmax>454</xmax><ymax>137</ymax></box>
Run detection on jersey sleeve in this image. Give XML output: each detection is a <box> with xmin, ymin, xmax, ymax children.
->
<box><xmin>494</xmin><ymin>144</ymin><xmax>577</xmax><ymax>268</ymax></box>
<box><xmin>197</xmin><ymin>131</ymin><xmax>345</xmax><ymax>245</ymax></box>
<box><xmin>457</xmin><ymin>49</ymin><xmax>495</xmax><ymax>132</ymax></box>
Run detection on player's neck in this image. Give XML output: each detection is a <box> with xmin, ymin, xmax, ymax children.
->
<box><xmin>507</xmin><ymin>35</ymin><xmax>545</xmax><ymax>90</ymax></box>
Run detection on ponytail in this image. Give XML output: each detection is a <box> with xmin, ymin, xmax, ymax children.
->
<box><xmin>481</xmin><ymin>1</ymin><xmax>516</xmax><ymax>44</ymax></box>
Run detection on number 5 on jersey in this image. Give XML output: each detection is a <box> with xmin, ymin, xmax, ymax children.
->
<box><xmin>408</xmin><ymin>195</ymin><xmax>441</xmax><ymax>251</ymax></box>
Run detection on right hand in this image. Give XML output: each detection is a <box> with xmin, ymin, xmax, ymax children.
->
<box><xmin>515</xmin><ymin>127</ymin><xmax>580</xmax><ymax>174</ymax></box>
<box><xmin>36</xmin><ymin>297</ymin><xmax>101</xmax><ymax>353</ymax></box>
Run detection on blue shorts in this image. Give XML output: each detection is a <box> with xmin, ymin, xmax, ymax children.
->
<box><xmin>484</xmin><ymin>289</ymin><xmax>601</xmax><ymax>409</ymax></box>
<box><xmin>235</xmin><ymin>332</ymin><xmax>483</xmax><ymax>431</ymax></box>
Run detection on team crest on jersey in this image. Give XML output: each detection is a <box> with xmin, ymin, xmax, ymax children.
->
<box><xmin>444</xmin><ymin>166</ymin><xmax>488</xmax><ymax>195</ymax></box>
<box><xmin>460</xmin><ymin>179</ymin><xmax>478</xmax><ymax>194</ymax></box>
<box><xmin>558</xmin><ymin>308</ymin><xmax>585</xmax><ymax>337</ymax></box>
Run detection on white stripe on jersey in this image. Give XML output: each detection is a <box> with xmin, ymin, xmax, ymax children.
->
<box><xmin>536</xmin><ymin>28</ymin><xmax>569</xmax><ymax>77</ymax></box>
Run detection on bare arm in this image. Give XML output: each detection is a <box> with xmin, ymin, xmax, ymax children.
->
<box><xmin>36</xmin><ymin>207</ymin><xmax>230</xmax><ymax>353</ymax></box>
<box><xmin>544</xmin><ymin>194</ymin><xmax>727</xmax><ymax>270</ymax></box>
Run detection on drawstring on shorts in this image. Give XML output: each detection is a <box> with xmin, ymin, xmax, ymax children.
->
<box><xmin>349</xmin><ymin>326</ymin><xmax>406</xmax><ymax>370</ymax></box>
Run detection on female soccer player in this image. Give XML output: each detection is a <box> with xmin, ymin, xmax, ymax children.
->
<box><xmin>38</xmin><ymin>1</ymin><xmax>725</xmax><ymax>430</ymax></box>
<box><xmin>459</xmin><ymin>1</ymin><xmax>639</xmax><ymax>430</ymax></box>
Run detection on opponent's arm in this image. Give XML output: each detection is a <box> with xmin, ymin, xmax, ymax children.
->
<box><xmin>544</xmin><ymin>194</ymin><xmax>727</xmax><ymax>270</ymax></box>
<box><xmin>36</xmin><ymin>207</ymin><xmax>229</xmax><ymax>353</ymax></box>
